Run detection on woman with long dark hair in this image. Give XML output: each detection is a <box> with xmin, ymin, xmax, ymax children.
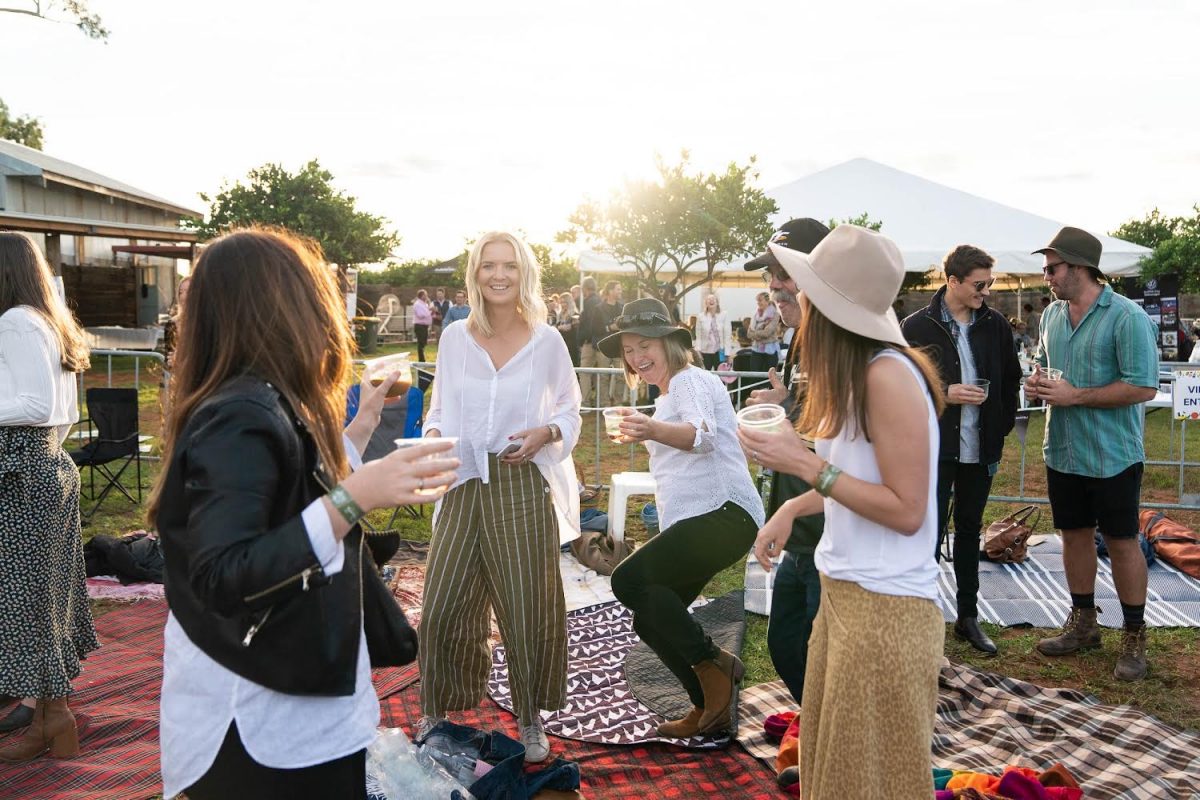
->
<box><xmin>418</xmin><ymin>231</ymin><xmax>581</xmax><ymax>763</ymax></box>
<box><xmin>151</xmin><ymin>228</ymin><xmax>458</xmax><ymax>799</ymax></box>
<box><xmin>0</xmin><ymin>232</ymin><xmax>97</xmax><ymax>761</ymax></box>
<box><xmin>738</xmin><ymin>225</ymin><xmax>946</xmax><ymax>798</ymax></box>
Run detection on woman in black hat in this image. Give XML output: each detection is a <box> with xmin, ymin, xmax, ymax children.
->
<box><xmin>601</xmin><ymin>298</ymin><xmax>764</xmax><ymax>740</ymax></box>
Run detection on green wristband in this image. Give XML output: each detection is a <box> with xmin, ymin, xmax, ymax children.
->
<box><xmin>329</xmin><ymin>484</ymin><xmax>365</xmax><ymax>525</ymax></box>
<box><xmin>814</xmin><ymin>463</ymin><xmax>842</xmax><ymax>497</ymax></box>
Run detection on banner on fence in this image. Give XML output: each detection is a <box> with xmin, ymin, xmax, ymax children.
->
<box><xmin>1173</xmin><ymin>370</ymin><xmax>1200</xmax><ymax>420</ymax></box>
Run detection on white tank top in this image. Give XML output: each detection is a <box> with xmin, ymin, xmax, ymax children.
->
<box><xmin>813</xmin><ymin>349</ymin><xmax>940</xmax><ymax>601</ymax></box>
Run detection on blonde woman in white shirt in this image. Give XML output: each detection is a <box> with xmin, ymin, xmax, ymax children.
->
<box><xmin>419</xmin><ymin>231</ymin><xmax>582</xmax><ymax>763</ymax></box>
<box><xmin>695</xmin><ymin>292</ymin><xmax>733</xmax><ymax>370</ymax></box>
<box><xmin>737</xmin><ymin>226</ymin><xmax>946</xmax><ymax>799</ymax></box>
<box><xmin>0</xmin><ymin>233</ymin><xmax>97</xmax><ymax>761</ymax></box>
<box><xmin>600</xmin><ymin>298</ymin><xmax>764</xmax><ymax>739</ymax></box>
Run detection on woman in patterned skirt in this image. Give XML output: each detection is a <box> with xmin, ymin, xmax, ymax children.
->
<box><xmin>0</xmin><ymin>232</ymin><xmax>98</xmax><ymax>761</ymax></box>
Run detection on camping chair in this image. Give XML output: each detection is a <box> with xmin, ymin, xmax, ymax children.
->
<box><xmin>376</xmin><ymin>294</ymin><xmax>402</xmax><ymax>340</ymax></box>
<box><xmin>70</xmin><ymin>388</ymin><xmax>142</xmax><ymax>521</ymax></box>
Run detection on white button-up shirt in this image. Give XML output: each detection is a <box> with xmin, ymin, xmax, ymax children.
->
<box><xmin>644</xmin><ymin>366</ymin><xmax>765</xmax><ymax>531</ymax></box>
<box><xmin>0</xmin><ymin>307</ymin><xmax>79</xmax><ymax>442</ymax></box>
<box><xmin>424</xmin><ymin>320</ymin><xmax>582</xmax><ymax>543</ymax></box>
<box><xmin>160</xmin><ymin>438</ymin><xmax>377</xmax><ymax>799</ymax></box>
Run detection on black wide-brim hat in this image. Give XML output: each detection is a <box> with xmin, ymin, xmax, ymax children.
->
<box><xmin>597</xmin><ymin>297</ymin><xmax>693</xmax><ymax>359</ymax></box>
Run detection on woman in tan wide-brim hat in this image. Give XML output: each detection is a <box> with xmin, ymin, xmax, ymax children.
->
<box><xmin>737</xmin><ymin>225</ymin><xmax>947</xmax><ymax>799</ymax></box>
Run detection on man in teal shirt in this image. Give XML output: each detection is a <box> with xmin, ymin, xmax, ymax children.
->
<box><xmin>1025</xmin><ymin>226</ymin><xmax>1158</xmax><ymax>681</ymax></box>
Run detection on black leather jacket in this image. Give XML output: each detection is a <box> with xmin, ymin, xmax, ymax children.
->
<box><xmin>900</xmin><ymin>287</ymin><xmax>1022</xmax><ymax>467</ymax></box>
<box><xmin>157</xmin><ymin>376</ymin><xmax>364</xmax><ymax>696</ymax></box>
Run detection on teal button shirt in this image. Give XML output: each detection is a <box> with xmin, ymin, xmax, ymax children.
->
<box><xmin>1036</xmin><ymin>284</ymin><xmax>1159</xmax><ymax>478</ymax></box>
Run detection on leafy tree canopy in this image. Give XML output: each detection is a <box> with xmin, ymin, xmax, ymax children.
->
<box><xmin>0</xmin><ymin>98</ymin><xmax>44</xmax><ymax>149</ymax></box>
<box><xmin>190</xmin><ymin>160</ymin><xmax>400</xmax><ymax>268</ymax></box>
<box><xmin>559</xmin><ymin>151</ymin><xmax>777</xmax><ymax>302</ymax></box>
<box><xmin>0</xmin><ymin>1</ymin><xmax>108</xmax><ymax>40</ymax></box>
<box><xmin>1113</xmin><ymin>206</ymin><xmax>1200</xmax><ymax>292</ymax></box>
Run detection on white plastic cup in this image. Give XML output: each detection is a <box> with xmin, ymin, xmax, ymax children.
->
<box><xmin>603</xmin><ymin>407</ymin><xmax>634</xmax><ymax>443</ymax></box>
<box><xmin>736</xmin><ymin>403</ymin><xmax>788</xmax><ymax>434</ymax></box>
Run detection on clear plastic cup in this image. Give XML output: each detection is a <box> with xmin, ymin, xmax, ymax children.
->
<box><xmin>363</xmin><ymin>352</ymin><xmax>414</xmax><ymax>398</ymax></box>
<box><xmin>1043</xmin><ymin>368</ymin><xmax>1063</xmax><ymax>382</ymax></box>
<box><xmin>394</xmin><ymin>437</ymin><xmax>458</xmax><ymax>495</ymax></box>
<box><xmin>603</xmin><ymin>407</ymin><xmax>634</xmax><ymax>443</ymax></box>
<box><xmin>736</xmin><ymin>403</ymin><xmax>788</xmax><ymax>433</ymax></box>
<box><xmin>972</xmin><ymin>378</ymin><xmax>990</xmax><ymax>400</ymax></box>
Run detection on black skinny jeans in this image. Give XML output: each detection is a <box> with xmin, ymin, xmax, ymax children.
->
<box><xmin>610</xmin><ymin>502</ymin><xmax>758</xmax><ymax>709</ymax></box>
<box><xmin>935</xmin><ymin>460</ymin><xmax>994</xmax><ymax>619</ymax></box>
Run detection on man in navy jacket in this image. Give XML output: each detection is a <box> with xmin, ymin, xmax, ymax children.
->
<box><xmin>901</xmin><ymin>245</ymin><xmax>1022</xmax><ymax>654</ymax></box>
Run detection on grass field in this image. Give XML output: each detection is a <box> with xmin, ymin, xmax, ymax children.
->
<box><xmin>79</xmin><ymin>343</ymin><xmax>1200</xmax><ymax>731</ymax></box>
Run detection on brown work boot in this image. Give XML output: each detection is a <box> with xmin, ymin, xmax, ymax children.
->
<box><xmin>1113</xmin><ymin>626</ymin><xmax>1148</xmax><ymax>681</ymax></box>
<box><xmin>1036</xmin><ymin>607</ymin><xmax>1101</xmax><ymax>657</ymax></box>
<box><xmin>693</xmin><ymin>648</ymin><xmax>745</xmax><ymax>734</ymax></box>
<box><xmin>0</xmin><ymin>698</ymin><xmax>79</xmax><ymax>762</ymax></box>
<box><xmin>656</xmin><ymin>706</ymin><xmax>703</xmax><ymax>738</ymax></box>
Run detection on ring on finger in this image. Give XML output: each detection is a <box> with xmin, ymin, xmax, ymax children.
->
<box><xmin>417</xmin><ymin>477</ymin><xmax>425</xmax><ymax>491</ymax></box>
<box><xmin>751</xmin><ymin>450</ymin><xmax>759</xmax><ymax>461</ymax></box>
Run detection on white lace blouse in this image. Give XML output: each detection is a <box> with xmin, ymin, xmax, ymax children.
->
<box><xmin>425</xmin><ymin>320</ymin><xmax>583</xmax><ymax>543</ymax></box>
<box><xmin>643</xmin><ymin>366</ymin><xmax>765</xmax><ymax>531</ymax></box>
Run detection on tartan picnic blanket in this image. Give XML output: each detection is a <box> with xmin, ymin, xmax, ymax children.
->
<box><xmin>736</xmin><ymin>662</ymin><xmax>1200</xmax><ymax>800</ymax></box>
<box><xmin>0</xmin><ymin>602</ymin><xmax>422</xmax><ymax>800</ymax></box>
<box><xmin>744</xmin><ymin>538</ymin><xmax>1200</xmax><ymax>628</ymax></box>
<box><xmin>381</xmin><ymin>683</ymin><xmax>781</xmax><ymax>799</ymax></box>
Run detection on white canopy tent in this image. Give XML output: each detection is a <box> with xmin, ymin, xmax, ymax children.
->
<box><xmin>577</xmin><ymin>157</ymin><xmax>1153</xmax><ymax>319</ymax></box>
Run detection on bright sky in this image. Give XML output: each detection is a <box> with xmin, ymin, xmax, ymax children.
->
<box><xmin>4</xmin><ymin>0</ymin><xmax>1200</xmax><ymax>260</ymax></box>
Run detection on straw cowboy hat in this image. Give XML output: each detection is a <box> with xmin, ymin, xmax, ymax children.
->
<box><xmin>768</xmin><ymin>224</ymin><xmax>907</xmax><ymax>347</ymax></box>
<box><xmin>597</xmin><ymin>297</ymin><xmax>692</xmax><ymax>359</ymax></box>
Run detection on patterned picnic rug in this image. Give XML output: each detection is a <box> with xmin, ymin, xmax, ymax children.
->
<box><xmin>737</xmin><ymin>662</ymin><xmax>1200</xmax><ymax>800</ymax></box>
<box><xmin>744</xmin><ymin>538</ymin><xmax>1200</xmax><ymax>628</ymax></box>
<box><xmin>487</xmin><ymin>601</ymin><xmax>732</xmax><ymax>749</ymax></box>
<box><xmin>381</xmin><ymin>683</ymin><xmax>780</xmax><ymax>799</ymax></box>
<box><xmin>0</xmin><ymin>596</ymin><xmax>421</xmax><ymax>798</ymax></box>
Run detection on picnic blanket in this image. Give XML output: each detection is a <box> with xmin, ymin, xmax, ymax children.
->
<box><xmin>0</xmin><ymin>602</ymin><xmax>420</xmax><ymax>800</ymax></box>
<box><xmin>487</xmin><ymin>601</ymin><xmax>731</xmax><ymax>749</ymax></box>
<box><xmin>382</xmin><ymin>683</ymin><xmax>780</xmax><ymax>799</ymax></box>
<box><xmin>744</xmin><ymin>538</ymin><xmax>1200</xmax><ymax>627</ymax></box>
<box><xmin>737</xmin><ymin>662</ymin><xmax>1200</xmax><ymax>800</ymax></box>
<box><xmin>623</xmin><ymin>591</ymin><xmax>745</xmax><ymax>723</ymax></box>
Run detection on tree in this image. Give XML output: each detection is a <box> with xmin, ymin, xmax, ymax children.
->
<box><xmin>1113</xmin><ymin>206</ymin><xmax>1200</xmax><ymax>292</ymax></box>
<box><xmin>827</xmin><ymin>212</ymin><xmax>933</xmax><ymax>293</ymax></box>
<box><xmin>0</xmin><ymin>1</ymin><xmax>108</xmax><ymax>39</ymax></box>
<box><xmin>559</xmin><ymin>151</ymin><xmax>777</xmax><ymax>303</ymax></box>
<box><xmin>0</xmin><ymin>98</ymin><xmax>44</xmax><ymax>149</ymax></box>
<box><xmin>189</xmin><ymin>160</ymin><xmax>401</xmax><ymax>269</ymax></box>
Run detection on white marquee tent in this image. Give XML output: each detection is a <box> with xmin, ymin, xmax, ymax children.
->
<box><xmin>578</xmin><ymin>157</ymin><xmax>1150</xmax><ymax>279</ymax></box>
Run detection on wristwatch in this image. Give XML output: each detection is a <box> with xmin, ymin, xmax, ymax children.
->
<box><xmin>547</xmin><ymin>423</ymin><xmax>562</xmax><ymax>442</ymax></box>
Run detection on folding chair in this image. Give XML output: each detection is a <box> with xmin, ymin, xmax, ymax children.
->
<box><xmin>376</xmin><ymin>294</ymin><xmax>402</xmax><ymax>340</ymax></box>
<box><xmin>70</xmin><ymin>388</ymin><xmax>142</xmax><ymax>521</ymax></box>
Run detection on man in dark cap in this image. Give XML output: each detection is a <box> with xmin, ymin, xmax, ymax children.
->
<box><xmin>742</xmin><ymin>217</ymin><xmax>831</xmax><ymax>705</ymax></box>
<box><xmin>1024</xmin><ymin>226</ymin><xmax>1159</xmax><ymax>681</ymax></box>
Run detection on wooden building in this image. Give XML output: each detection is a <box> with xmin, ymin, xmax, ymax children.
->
<box><xmin>0</xmin><ymin>138</ymin><xmax>202</xmax><ymax>327</ymax></box>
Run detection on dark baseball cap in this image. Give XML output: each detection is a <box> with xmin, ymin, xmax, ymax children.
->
<box><xmin>745</xmin><ymin>218</ymin><xmax>832</xmax><ymax>270</ymax></box>
<box><xmin>1033</xmin><ymin>226</ymin><xmax>1103</xmax><ymax>271</ymax></box>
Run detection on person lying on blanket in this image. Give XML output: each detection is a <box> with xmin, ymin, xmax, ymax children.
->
<box><xmin>600</xmin><ymin>296</ymin><xmax>765</xmax><ymax>739</ymax></box>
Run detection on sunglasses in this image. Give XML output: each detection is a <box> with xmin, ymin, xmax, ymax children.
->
<box><xmin>957</xmin><ymin>277</ymin><xmax>996</xmax><ymax>292</ymax></box>
<box><xmin>1042</xmin><ymin>260</ymin><xmax>1069</xmax><ymax>276</ymax></box>
<box><xmin>760</xmin><ymin>266</ymin><xmax>788</xmax><ymax>284</ymax></box>
<box><xmin>617</xmin><ymin>311</ymin><xmax>671</xmax><ymax>328</ymax></box>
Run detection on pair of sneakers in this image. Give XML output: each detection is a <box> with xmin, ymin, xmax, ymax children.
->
<box><xmin>413</xmin><ymin>715</ymin><xmax>550</xmax><ymax>764</ymax></box>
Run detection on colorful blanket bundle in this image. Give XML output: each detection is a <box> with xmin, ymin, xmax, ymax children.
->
<box><xmin>933</xmin><ymin>764</ymin><xmax>1083</xmax><ymax>799</ymax></box>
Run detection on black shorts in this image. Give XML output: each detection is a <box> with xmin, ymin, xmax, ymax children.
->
<box><xmin>1045</xmin><ymin>462</ymin><xmax>1143</xmax><ymax>539</ymax></box>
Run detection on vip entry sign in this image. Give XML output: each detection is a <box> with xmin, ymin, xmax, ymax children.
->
<box><xmin>1173</xmin><ymin>370</ymin><xmax>1200</xmax><ymax>419</ymax></box>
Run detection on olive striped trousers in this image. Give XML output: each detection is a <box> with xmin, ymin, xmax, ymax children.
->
<box><xmin>419</xmin><ymin>455</ymin><xmax>567</xmax><ymax>724</ymax></box>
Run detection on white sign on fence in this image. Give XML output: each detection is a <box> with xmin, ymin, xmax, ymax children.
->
<box><xmin>1173</xmin><ymin>370</ymin><xmax>1200</xmax><ymax>419</ymax></box>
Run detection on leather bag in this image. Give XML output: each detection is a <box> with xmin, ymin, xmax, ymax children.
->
<box><xmin>983</xmin><ymin>505</ymin><xmax>1039</xmax><ymax>564</ymax></box>
<box><xmin>1140</xmin><ymin>509</ymin><xmax>1200</xmax><ymax>579</ymax></box>
<box><xmin>361</xmin><ymin>539</ymin><xmax>419</xmax><ymax>667</ymax></box>
<box><xmin>569</xmin><ymin>529</ymin><xmax>633</xmax><ymax>576</ymax></box>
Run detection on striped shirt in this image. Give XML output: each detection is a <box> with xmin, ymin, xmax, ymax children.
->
<box><xmin>1036</xmin><ymin>284</ymin><xmax>1159</xmax><ymax>478</ymax></box>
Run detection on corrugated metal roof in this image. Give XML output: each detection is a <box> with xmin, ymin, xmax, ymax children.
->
<box><xmin>0</xmin><ymin>138</ymin><xmax>202</xmax><ymax>218</ymax></box>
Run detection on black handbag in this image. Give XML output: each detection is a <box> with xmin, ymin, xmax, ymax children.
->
<box><xmin>360</xmin><ymin>538</ymin><xmax>419</xmax><ymax>668</ymax></box>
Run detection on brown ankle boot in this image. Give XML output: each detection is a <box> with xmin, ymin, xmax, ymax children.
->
<box><xmin>0</xmin><ymin>698</ymin><xmax>79</xmax><ymax>762</ymax></box>
<box><xmin>1036</xmin><ymin>607</ymin><xmax>1101</xmax><ymax>657</ymax></box>
<box><xmin>656</xmin><ymin>706</ymin><xmax>704</xmax><ymax>738</ymax></box>
<box><xmin>693</xmin><ymin>648</ymin><xmax>745</xmax><ymax>734</ymax></box>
